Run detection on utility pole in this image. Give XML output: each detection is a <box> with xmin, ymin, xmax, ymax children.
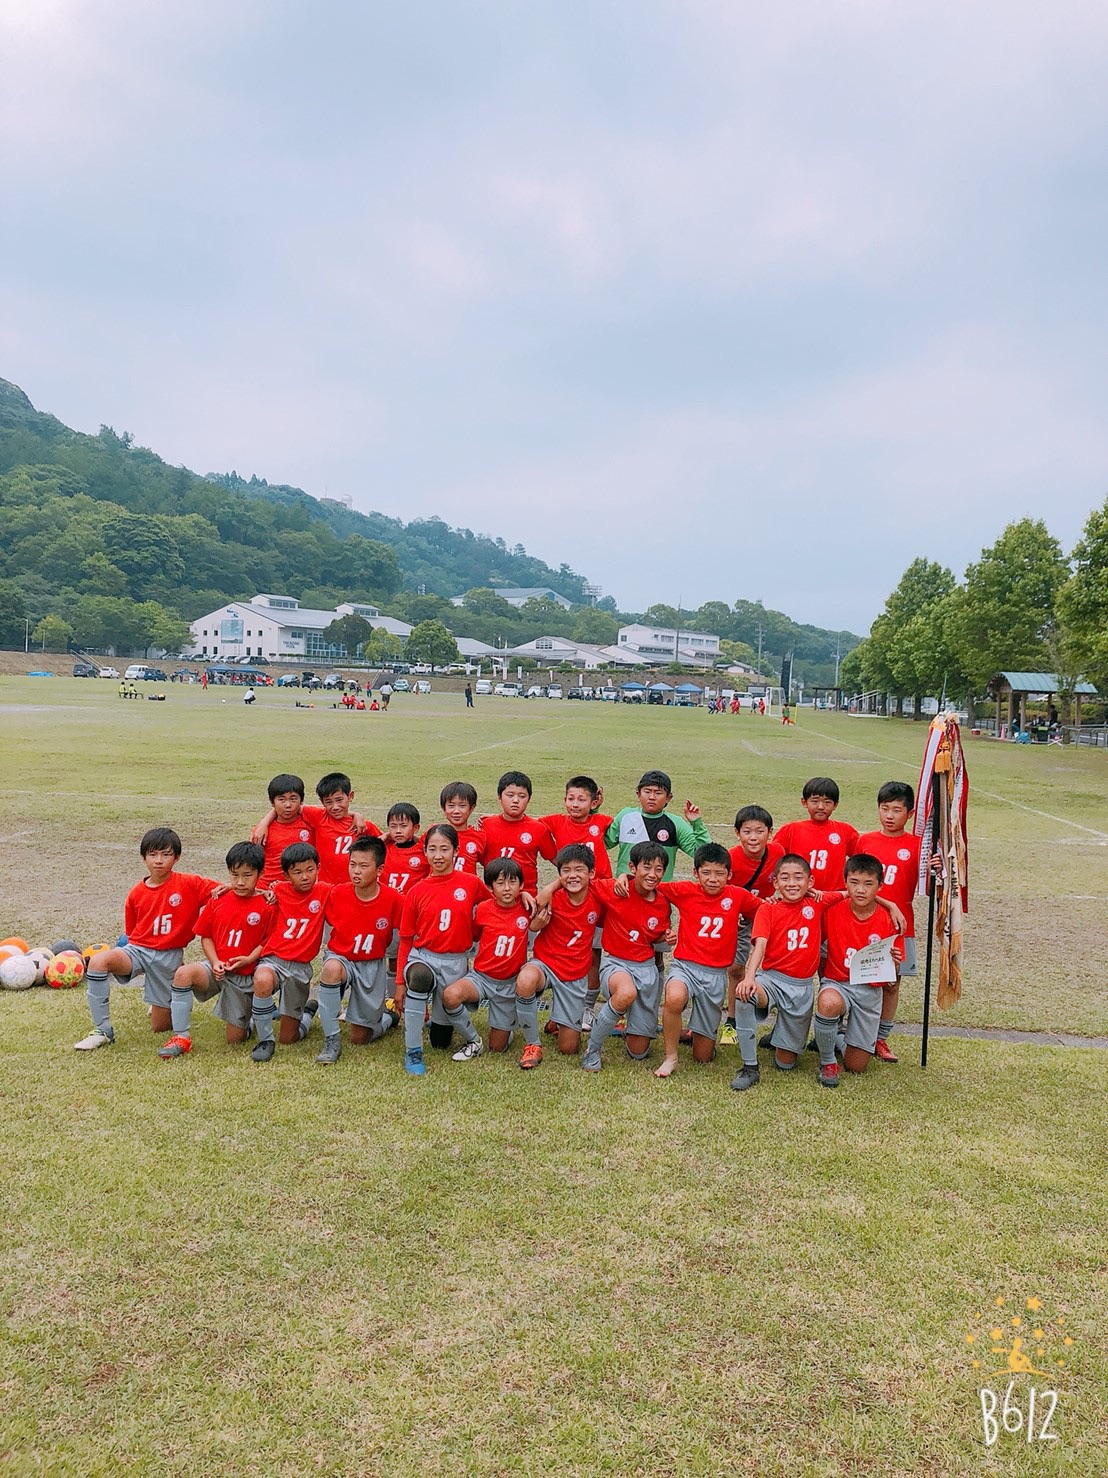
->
<box><xmin>756</xmin><ymin>623</ymin><xmax>763</xmax><ymax>670</ymax></box>
<box><xmin>833</xmin><ymin>635</ymin><xmax>841</xmax><ymax>687</ymax></box>
<box><xmin>674</xmin><ymin>597</ymin><xmax>682</xmax><ymax>664</ymax></box>
<box><xmin>24</xmin><ymin>617</ymin><xmax>31</xmax><ymax>654</ymax></box>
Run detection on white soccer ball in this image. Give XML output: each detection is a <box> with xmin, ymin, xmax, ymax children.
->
<box><xmin>0</xmin><ymin>954</ymin><xmax>38</xmax><ymax>990</ymax></box>
<box><xmin>26</xmin><ymin>948</ymin><xmax>54</xmax><ymax>984</ymax></box>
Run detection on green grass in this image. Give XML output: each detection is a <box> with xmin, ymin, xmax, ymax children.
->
<box><xmin>1</xmin><ymin>681</ymin><xmax>1106</xmax><ymax>1473</ymax></box>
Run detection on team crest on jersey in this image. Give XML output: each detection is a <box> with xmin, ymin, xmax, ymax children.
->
<box><xmin>375</xmin><ymin>917</ymin><xmax>390</xmax><ymax>930</ymax></box>
<box><xmin>408</xmin><ymin>856</ymin><xmax>422</xmax><ymax>868</ymax></box>
<box><xmin>721</xmin><ymin>897</ymin><xmax>733</xmax><ymax>910</ymax></box>
<box><xmin>802</xmin><ymin>905</ymin><xmax>815</xmax><ymax>920</ymax></box>
<box><xmin>515</xmin><ymin>916</ymin><xmax>528</xmax><ymax>930</ymax></box>
<box><xmin>465</xmin><ymin>841</ymin><xmax>478</xmax><ymax>854</ymax></box>
<box><xmin>868</xmin><ymin>933</ymin><xmax>882</xmax><ymax>944</ymax></box>
<box><xmin>897</xmin><ymin>847</ymin><xmax>911</xmax><ymax>860</ymax></box>
<box><xmin>299</xmin><ymin>829</ymin><xmax>310</xmax><ymax>842</ymax></box>
<box><xmin>647</xmin><ymin>916</ymin><xmax>659</xmax><ymax>929</ymax></box>
<box><xmin>657</xmin><ymin>829</ymin><xmax>670</xmax><ymax>842</ymax></box>
<box><xmin>587</xmin><ymin>911</ymin><xmax>598</xmax><ymax>925</ymax></box>
<box><xmin>829</xmin><ymin>832</ymin><xmax>840</xmax><ymax>845</ymax></box>
<box><xmin>169</xmin><ymin>893</ymin><xmax>182</xmax><ymax>906</ymax></box>
<box><xmin>521</xmin><ymin>831</ymin><xmax>532</xmax><ymax>844</ymax></box>
<box><xmin>453</xmin><ymin>888</ymin><xmax>467</xmax><ymax>901</ymax></box>
<box><xmin>588</xmin><ymin>825</ymin><xmax>599</xmax><ymax>837</ymax></box>
<box><xmin>309</xmin><ymin>900</ymin><xmax>322</xmax><ymax>913</ymax></box>
<box><xmin>247</xmin><ymin>911</ymin><xmax>261</xmax><ymax>926</ymax></box>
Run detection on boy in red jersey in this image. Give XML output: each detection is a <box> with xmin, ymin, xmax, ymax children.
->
<box><xmin>435</xmin><ymin>781</ymin><xmax>488</xmax><ymax>875</ymax></box>
<box><xmin>539</xmin><ymin>776</ymin><xmax>613</xmax><ymax>1025</ymax></box>
<box><xmin>856</xmin><ymin>781</ymin><xmax>922</xmax><ymax>1063</ymax></box>
<box><xmin>381</xmin><ymin>802</ymin><xmax>429</xmax><ymax>896</ymax></box>
<box><xmin>442</xmin><ymin>858</ymin><xmax>533</xmax><ymax>1058</ymax></box>
<box><xmin>774</xmin><ymin>777</ymin><xmax>859</xmax><ymax>893</ymax></box>
<box><xmin>479</xmin><ymin>770</ymin><xmax>556</xmax><ymax>894</ymax></box>
<box><xmin>652</xmin><ymin>843</ymin><xmax>762</xmax><ymax>1078</ymax></box>
<box><xmin>159</xmin><ymin>841</ymin><xmax>275</xmax><ymax>1057</ymax></box>
<box><xmin>814</xmin><ymin>854</ymin><xmax>903</xmax><ymax>1088</ymax></box>
<box><xmin>517</xmin><ymin>844</ymin><xmax>603</xmax><ymax>1063</ymax></box>
<box><xmin>394</xmin><ymin>824</ymin><xmax>491</xmax><ymax>1075</ymax></box>
<box><xmin>722</xmin><ymin>805</ymin><xmax>784</xmax><ymax>1043</ymax></box>
<box><xmin>250</xmin><ymin>842</ymin><xmax>331</xmax><ymax>1061</ymax></box>
<box><xmin>255</xmin><ymin>772</ymin><xmax>379</xmax><ymax>887</ymax></box>
<box><xmin>315</xmin><ymin>835</ymin><xmax>403</xmax><ymax>1064</ymax></box>
<box><xmin>580</xmin><ymin>841</ymin><xmax>672</xmax><ymax>1070</ymax></box>
<box><xmin>254</xmin><ymin>774</ymin><xmax>316</xmax><ymax>887</ymax></box>
<box><xmin>75</xmin><ymin>827</ymin><xmax>220</xmax><ymax>1050</ymax></box>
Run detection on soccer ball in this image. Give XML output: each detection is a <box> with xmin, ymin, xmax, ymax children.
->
<box><xmin>45</xmin><ymin>953</ymin><xmax>85</xmax><ymax>989</ymax></box>
<box><xmin>0</xmin><ymin>944</ymin><xmax>23</xmax><ymax>967</ymax></box>
<box><xmin>0</xmin><ymin>954</ymin><xmax>37</xmax><ymax>990</ymax></box>
<box><xmin>82</xmin><ymin>941</ymin><xmax>110</xmax><ymax>960</ymax></box>
<box><xmin>0</xmin><ymin>936</ymin><xmax>29</xmax><ymax>953</ymax></box>
<box><xmin>52</xmin><ymin>939</ymin><xmax>81</xmax><ymax>957</ymax></box>
<box><xmin>26</xmin><ymin>948</ymin><xmax>54</xmax><ymax>984</ymax></box>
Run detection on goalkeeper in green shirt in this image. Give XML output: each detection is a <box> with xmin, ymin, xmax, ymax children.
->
<box><xmin>605</xmin><ymin>770</ymin><xmax>711</xmax><ymax>880</ymax></box>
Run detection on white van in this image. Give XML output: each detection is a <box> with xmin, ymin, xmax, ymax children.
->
<box><xmin>475</xmin><ymin>679</ymin><xmax>493</xmax><ymax>696</ymax></box>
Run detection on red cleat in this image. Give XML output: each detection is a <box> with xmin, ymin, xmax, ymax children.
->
<box><xmin>519</xmin><ymin>1043</ymin><xmax>543</xmax><ymax>1069</ymax></box>
<box><xmin>819</xmin><ymin>1061</ymin><xmax>841</xmax><ymax>1088</ymax></box>
<box><xmin>158</xmin><ymin>1034</ymin><xmax>192</xmax><ymax>1059</ymax></box>
<box><xmin>874</xmin><ymin>1037</ymin><xmax>898</xmax><ymax>1063</ymax></box>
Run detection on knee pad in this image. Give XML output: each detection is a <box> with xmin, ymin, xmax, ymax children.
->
<box><xmin>428</xmin><ymin>1021</ymin><xmax>455</xmax><ymax>1051</ymax></box>
<box><xmin>406</xmin><ymin>962</ymin><xmax>435</xmax><ymax>995</ymax></box>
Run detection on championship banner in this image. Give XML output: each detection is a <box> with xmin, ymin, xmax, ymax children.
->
<box><xmin>913</xmin><ymin>715</ymin><xmax>970</xmax><ymax>1062</ymax></box>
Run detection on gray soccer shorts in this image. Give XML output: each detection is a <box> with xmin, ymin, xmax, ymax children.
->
<box><xmin>668</xmin><ymin>957</ymin><xmax>727</xmax><ymax>1040</ymax></box>
<box><xmin>898</xmin><ymin>936</ymin><xmax>918</xmax><ymax>978</ymax></box>
<box><xmin>466</xmin><ymin>967</ymin><xmax>520</xmax><ymax>1032</ymax></box>
<box><xmin>114</xmin><ymin>944</ymin><xmax>183</xmax><ymax>1009</ymax></box>
<box><xmin>733</xmin><ymin>918</ymin><xmax>753</xmax><ymax>970</ymax></box>
<box><xmin>404</xmin><ymin>947</ymin><xmax>469</xmax><ymax>1011</ymax></box>
<box><xmin>325</xmin><ymin>953</ymin><xmax>390</xmax><ymax>1029</ymax></box>
<box><xmin>754</xmin><ymin>968</ymin><xmax>814</xmax><ymax>1056</ymax></box>
<box><xmin>256</xmin><ymin>955</ymin><xmax>314</xmax><ymax>1018</ymax></box>
<box><xmin>212</xmin><ymin>971</ymin><xmax>256</xmax><ymax>1030</ymax></box>
<box><xmin>819</xmin><ymin>976</ymin><xmax>882</xmax><ymax>1053</ymax></box>
<box><xmin>531</xmin><ymin>959</ymin><xmax>589</xmax><ymax>1032</ymax></box>
<box><xmin>599</xmin><ymin>953</ymin><xmax>661</xmax><ymax>1040</ymax></box>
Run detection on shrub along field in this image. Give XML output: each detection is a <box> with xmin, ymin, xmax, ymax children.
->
<box><xmin>1</xmin><ymin>680</ymin><xmax>1105</xmax><ymax>1474</ymax></box>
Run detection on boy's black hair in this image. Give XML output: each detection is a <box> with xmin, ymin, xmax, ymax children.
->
<box><xmin>497</xmin><ymin>770</ymin><xmax>532</xmax><ymax>798</ymax></box>
<box><xmin>554</xmin><ymin>843</ymin><xmax>595</xmax><ymax>873</ymax></box>
<box><xmin>226</xmin><ymin>840</ymin><xmax>264</xmax><ymax>873</ymax></box>
<box><xmin>693</xmin><ymin>842</ymin><xmax>732</xmax><ymax>872</ymax></box>
<box><xmin>775</xmin><ymin>852</ymin><xmax>812</xmax><ymax>876</ymax></box>
<box><xmin>440</xmin><ymin>780</ymin><xmax>478</xmax><ymax>809</ymax></box>
<box><xmin>281</xmin><ymin>842</ymin><xmax>319</xmax><ymax>871</ymax></box>
<box><xmin>845</xmin><ymin>852</ymin><xmax>883</xmax><ymax>882</ymax></box>
<box><xmin>629</xmin><ymin>840</ymin><xmax>669</xmax><ymax>868</ymax></box>
<box><xmin>565</xmin><ymin>775</ymin><xmax>600</xmax><ymax>799</ymax></box>
<box><xmin>636</xmin><ymin>770</ymin><xmax>672</xmax><ymax>795</ymax></box>
<box><xmin>268</xmin><ymin>773</ymin><xmax>305</xmax><ymax>802</ymax></box>
<box><xmin>801</xmin><ymin>776</ymin><xmax>840</xmax><ymax>804</ymax></box>
<box><xmin>485</xmin><ymin>857</ymin><xmax>525</xmax><ymax>885</ymax></box>
<box><xmin>387</xmin><ymin>801</ymin><xmax>421</xmax><ymax>826</ymax></box>
<box><xmin>877</xmin><ymin>780</ymin><xmax>915</xmax><ymax>809</ymax></box>
<box><xmin>423</xmin><ymin>822</ymin><xmax>459</xmax><ymax>850</ymax></box>
<box><xmin>140</xmin><ymin>826</ymin><xmax>182</xmax><ymax>859</ymax></box>
<box><xmin>350</xmin><ymin>834</ymin><xmax>387</xmax><ymax>865</ymax></box>
<box><xmin>316</xmin><ymin>772</ymin><xmax>353</xmax><ymax>800</ymax></box>
<box><xmin>734</xmin><ymin>804</ymin><xmax>774</xmax><ymax>830</ymax></box>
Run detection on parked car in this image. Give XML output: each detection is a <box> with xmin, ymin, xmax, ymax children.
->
<box><xmin>410</xmin><ymin>664</ymin><xmax>432</xmax><ymax>674</ymax></box>
<box><xmin>475</xmin><ymin>679</ymin><xmax>493</xmax><ymax>695</ymax></box>
<box><xmin>415</xmin><ymin>680</ymin><xmax>431</xmax><ymax>694</ymax></box>
<box><xmin>547</xmin><ymin>684</ymin><xmax>563</xmax><ymax>699</ymax></box>
<box><xmin>494</xmin><ymin>682</ymin><xmax>523</xmax><ymax>697</ymax></box>
<box><xmin>393</xmin><ymin>678</ymin><xmax>411</xmax><ymax>692</ymax></box>
<box><xmin>322</xmin><ymin>674</ymin><xmax>345</xmax><ymax>689</ymax></box>
<box><xmin>525</xmin><ymin>685</ymin><xmax>545</xmax><ymax>699</ymax></box>
<box><xmin>566</xmin><ymin>688</ymin><xmax>586</xmax><ymax>700</ymax></box>
<box><xmin>73</xmin><ymin>662</ymin><xmax>99</xmax><ymax>678</ymax></box>
<box><xmin>99</xmin><ymin>665</ymin><xmax>120</xmax><ymax>679</ymax></box>
<box><xmin>276</xmin><ymin>673</ymin><xmax>300</xmax><ymax>687</ymax></box>
<box><xmin>124</xmin><ymin>664</ymin><xmax>168</xmax><ymax>681</ymax></box>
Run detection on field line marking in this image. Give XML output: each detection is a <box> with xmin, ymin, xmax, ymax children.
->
<box><xmin>795</xmin><ymin>723</ymin><xmax>1108</xmax><ymax>839</ymax></box>
<box><xmin>439</xmin><ymin>723</ymin><xmax>578</xmax><ymax>762</ymax></box>
<box><xmin>740</xmin><ymin>740</ymin><xmax>766</xmax><ymax>757</ymax></box>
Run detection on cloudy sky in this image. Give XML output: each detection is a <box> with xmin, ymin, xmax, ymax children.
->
<box><xmin>3</xmin><ymin>1</ymin><xmax>1107</xmax><ymax>632</ymax></box>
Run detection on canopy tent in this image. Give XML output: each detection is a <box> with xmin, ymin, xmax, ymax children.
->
<box><xmin>619</xmin><ymin>681</ymin><xmax>647</xmax><ymax>691</ymax></box>
<box><xmin>674</xmin><ymin>683</ymin><xmax>702</xmax><ymax>693</ymax></box>
<box><xmin>647</xmin><ymin>682</ymin><xmax>674</xmax><ymax>691</ymax></box>
<box><xmin>987</xmin><ymin>672</ymin><xmax>1097</xmax><ymax>732</ymax></box>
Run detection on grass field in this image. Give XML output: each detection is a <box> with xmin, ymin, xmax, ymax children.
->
<box><xmin>1</xmin><ymin>679</ymin><xmax>1106</xmax><ymax>1474</ymax></box>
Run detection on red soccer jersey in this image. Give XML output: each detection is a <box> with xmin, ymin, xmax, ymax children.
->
<box><xmin>382</xmin><ymin>840</ymin><xmax>430</xmax><ymax>895</ymax></box>
<box><xmin>479</xmin><ymin>814</ymin><xmax>557</xmax><ymax>893</ymax></box>
<box><xmin>774</xmin><ymin>817</ymin><xmax>859</xmax><ymax>891</ymax></box>
<box><xmin>472</xmin><ymin>898</ymin><xmax>532</xmax><ymax>980</ymax></box>
<box><xmin>821</xmin><ymin>897</ymin><xmax>902</xmax><ymax>984</ymax></box>
<box><xmin>263</xmin><ymin>878</ymin><xmax>332</xmax><ymax>963</ymax></box>
<box><xmin>261</xmin><ymin>813</ymin><xmax>317</xmax><ymax>885</ymax></box>
<box><xmin>751</xmin><ymin>896</ymin><xmax>828</xmax><ymax>978</ymax></box>
<box><xmin>301</xmin><ymin>805</ymin><xmax>382</xmax><ymax>886</ymax></box>
<box><xmin>728</xmin><ymin>842</ymin><xmax>785</xmax><ymax>901</ymax></box>
<box><xmin>433</xmin><ymin>825</ymin><xmax>487</xmax><ymax>876</ymax></box>
<box><xmin>396</xmin><ymin>872</ymin><xmax>491</xmax><ymax>977</ymax></box>
<box><xmin>539</xmin><ymin>813</ymin><xmax>615</xmax><ymax>881</ymax></box>
<box><xmin>124</xmin><ymin>872</ymin><xmax>219</xmax><ymax>949</ymax></box>
<box><xmin>593</xmin><ymin>880</ymin><xmax>671</xmax><ymax>963</ymax></box>
<box><xmin>856</xmin><ymin>831</ymin><xmax>921</xmax><ymax>937</ymax></box>
<box><xmin>196</xmin><ymin>890</ymin><xmax>276</xmax><ymax>975</ymax></box>
<box><xmin>324</xmin><ymin>882</ymin><xmax>404</xmax><ymax>960</ymax></box>
<box><xmin>533</xmin><ymin>886</ymin><xmax>604</xmax><ymax>980</ymax></box>
<box><xmin>657</xmin><ymin>881</ymin><xmax>760</xmax><ymax>970</ymax></box>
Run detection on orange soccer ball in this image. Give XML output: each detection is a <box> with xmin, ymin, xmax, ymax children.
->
<box><xmin>0</xmin><ymin>937</ymin><xmax>30</xmax><ymax>953</ymax></box>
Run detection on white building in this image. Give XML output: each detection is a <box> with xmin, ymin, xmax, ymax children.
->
<box><xmin>450</xmin><ymin>586</ymin><xmax>574</xmax><ymax>610</ymax></box>
<box><xmin>187</xmin><ymin>594</ymin><xmax>411</xmax><ymax>663</ymax></box>
<box><xmin>616</xmin><ymin>623</ymin><xmax>721</xmax><ymax>666</ymax></box>
<box><xmin>507</xmin><ymin>636</ymin><xmax>643</xmax><ymax>669</ymax></box>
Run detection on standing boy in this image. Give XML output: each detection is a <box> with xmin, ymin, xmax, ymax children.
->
<box><xmin>774</xmin><ymin>778</ymin><xmax>859</xmax><ymax>893</ymax></box>
<box><xmin>722</xmin><ymin>805</ymin><xmax>784</xmax><ymax>1043</ymax></box>
<box><xmin>857</xmin><ymin>781</ymin><xmax>922</xmax><ymax>1063</ymax></box>
<box><xmin>479</xmin><ymin>771</ymin><xmax>556</xmax><ymax>893</ymax></box>
<box><xmin>254</xmin><ymin>774</ymin><xmax>316</xmax><ymax>887</ymax></box>
<box><xmin>381</xmin><ymin>802</ymin><xmax>430</xmax><ymax>895</ymax></box>
<box><xmin>605</xmin><ymin>770</ymin><xmax>710</xmax><ymax>881</ymax></box>
<box><xmin>436</xmin><ymin>781</ymin><xmax>488</xmax><ymax>875</ymax></box>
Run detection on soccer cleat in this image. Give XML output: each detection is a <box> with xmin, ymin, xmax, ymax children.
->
<box><xmin>404</xmin><ymin>1047</ymin><xmax>426</xmax><ymax>1076</ymax></box>
<box><xmin>298</xmin><ymin>1000</ymin><xmax>319</xmax><ymax>1040</ymax></box>
<box><xmin>758</xmin><ymin>1031</ymin><xmax>775</xmax><ymax>1050</ymax></box>
<box><xmin>158</xmin><ymin>1034</ymin><xmax>192</xmax><ymax>1059</ymax></box>
<box><xmin>874</xmin><ymin>1037</ymin><xmax>899</xmax><ymax>1063</ymax></box>
<box><xmin>251</xmin><ymin>1039</ymin><xmax>276</xmax><ymax>1062</ymax></box>
<box><xmin>452</xmin><ymin>1038</ymin><xmax>484</xmax><ymax>1062</ymax></box>
<box><xmin>384</xmin><ymin>997</ymin><xmax>398</xmax><ymax>1016</ymax></box>
<box><xmin>74</xmin><ymin>1029</ymin><xmax>114</xmax><ymax>1051</ymax></box>
<box><xmin>581</xmin><ymin>1006</ymin><xmax>594</xmax><ymax>1033</ymax></box>
<box><xmin>581</xmin><ymin>1046</ymin><xmax>602</xmax><ymax>1072</ymax></box>
<box><xmin>544</xmin><ymin>1017</ymin><xmax>559</xmax><ymax>1036</ymax></box>
<box><xmin>719</xmin><ymin>1021</ymin><xmax>737</xmax><ymax>1046</ymax></box>
<box><xmin>730</xmin><ymin>1065</ymin><xmax>760</xmax><ymax>1092</ymax></box>
<box><xmin>315</xmin><ymin>1033</ymin><xmax>342</xmax><ymax>1065</ymax></box>
<box><xmin>819</xmin><ymin>1061</ymin><xmax>841</xmax><ymax>1088</ymax></box>
<box><xmin>519</xmin><ymin>1043</ymin><xmax>543</xmax><ymax>1070</ymax></box>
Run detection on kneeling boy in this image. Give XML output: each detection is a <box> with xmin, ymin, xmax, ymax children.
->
<box><xmin>442</xmin><ymin>858</ymin><xmax>531</xmax><ymax>1057</ymax></box>
<box><xmin>316</xmin><ymin>835</ymin><xmax>403</xmax><ymax>1064</ymax></box>
<box><xmin>518</xmin><ymin>844</ymin><xmax>603</xmax><ymax>1063</ymax></box>
<box><xmin>251</xmin><ymin>843</ymin><xmax>331</xmax><ymax>1062</ymax></box>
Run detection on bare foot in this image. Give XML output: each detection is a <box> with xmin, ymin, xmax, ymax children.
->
<box><xmin>653</xmin><ymin>1056</ymin><xmax>678</xmax><ymax>1079</ymax></box>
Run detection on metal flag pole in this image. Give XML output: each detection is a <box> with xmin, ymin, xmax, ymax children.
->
<box><xmin>920</xmin><ymin>768</ymin><xmax>943</xmax><ymax>1068</ymax></box>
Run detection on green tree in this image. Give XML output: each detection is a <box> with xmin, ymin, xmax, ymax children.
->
<box><xmin>337</xmin><ymin>535</ymin><xmax>402</xmax><ymax>598</ymax></box>
<box><xmin>1056</xmin><ymin>497</ymin><xmax>1108</xmax><ymax>691</ymax></box>
<box><xmin>101</xmin><ymin>511</ymin><xmax>186</xmax><ymax>594</ymax></box>
<box><xmin>405</xmin><ymin>620</ymin><xmax>459</xmax><ymax>667</ymax></box>
<box><xmin>462</xmin><ymin>587</ymin><xmax>515</xmax><ymax>619</ymax></box>
<box><xmin>32</xmin><ymin>614</ymin><xmax>73</xmax><ymax>652</ymax></box>
<box><xmin>365</xmin><ymin>626</ymin><xmax>402</xmax><ymax>661</ymax></box>
<box><xmin>954</xmin><ymin>520</ymin><xmax>1069</xmax><ymax>691</ymax></box>
<box><xmin>642</xmin><ymin>603</ymin><xmax>679</xmax><ymax>629</ymax></box>
<box><xmin>135</xmin><ymin>602</ymin><xmax>190</xmax><ymax>655</ymax></box>
<box><xmin>571</xmin><ymin>607</ymin><xmax>618</xmax><ymax>645</ymax></box>
<box><xmin>0</xmin><ymin>579</ymin><xmax>27</xmax><ymax>646</ymax></box>
<box><xmin>323</xmin><ymin>613</ymin><xmax>374</xmax><ymax>656</ymax></box>
<box><xmin>869</xmin><ymin>558</ymin><xmax>957</xmax><ymax>716</ymax></box>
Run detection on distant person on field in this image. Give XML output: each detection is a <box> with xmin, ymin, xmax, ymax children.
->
<box><xmin>379</xmin><ymin>681</ymin><xmax>393</xmax><ymax>710</ymax></box>
<box><xmin>465</xmin><ymin>683</ymin><xmax>474</xmax><ymax>708</ymax></box>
